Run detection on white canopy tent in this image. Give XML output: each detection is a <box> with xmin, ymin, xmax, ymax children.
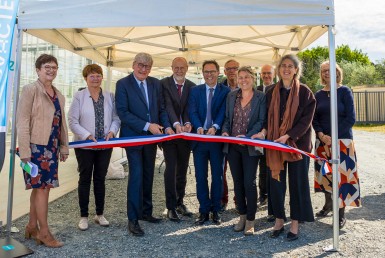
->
<box><xmin>7</xmin><ymin>0</ymin><xmax>341</xmax><ymax>252</ymax></box>
<box><xmin>19</xmin><ymin>0</ymin><xmax>331</xmax><ymax>76</ymax></box>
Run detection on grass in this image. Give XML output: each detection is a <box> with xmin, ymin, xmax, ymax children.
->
<box><xmin>354</xmin><ymin>123</ymin><xmax>385</xmax><ymax>133</ymax></box>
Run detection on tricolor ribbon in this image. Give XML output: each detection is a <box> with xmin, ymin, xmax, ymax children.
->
<box><xmin>69</xmin><ymin>133</ymin><xmax>327</xmax><ymax>163</ymax></box>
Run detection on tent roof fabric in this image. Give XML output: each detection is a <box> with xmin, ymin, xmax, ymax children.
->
<box><xmin>18</xmin><ymin>0</ymin><xmax>334</xmax><ymax>75</ymax></box>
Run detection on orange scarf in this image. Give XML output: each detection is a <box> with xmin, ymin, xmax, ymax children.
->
<box><xmin>266</xmin><ymin>79</ymin><xmax>302</xmax><ymax>180</ymax></box>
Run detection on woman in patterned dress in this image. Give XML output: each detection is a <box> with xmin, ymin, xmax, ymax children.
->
<box><xmin>222</xmin><ymin>66</ymin><xmax>266</xmax><ymax>235</ymax></box>
<box><xmin>17</xmin><ymin>54</ymin><xmax>69</xmax><ymax>248</ymax></box>
<box><xmin>68</xmin><ymin>64</ymin><xmax>120</xmax><ymax>231</ymax></box>
<box><xmin>313</xmin><ymin>61</ymin><xmax>360</xmax><ymax>228</ymax></box>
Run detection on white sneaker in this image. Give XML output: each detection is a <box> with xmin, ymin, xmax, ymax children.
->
<box><xmin>78</xmin><ymin>217</ymin><xmax>88</xmax><ymax>231</ymax></box>
<box><xmin>94</xmin><ymin>215</ymin><xmax>109</xmax><ymax>227</ymax></box>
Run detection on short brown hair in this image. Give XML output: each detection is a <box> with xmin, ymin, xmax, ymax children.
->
<box><xmin>202</xmin><ymin>60</ymin><xmax>219</xmax><ymax>71</ymax></box>
<box><xmin>35</xmin><ymin>54</ymin><xmax>58</xmax><ymax>69</ymax></box>
<box><xmin>82</xmin><ymin>64</ymin><xmax>103</xmax><ymax>78</ymax></box>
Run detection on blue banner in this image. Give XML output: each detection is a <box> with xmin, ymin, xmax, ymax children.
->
<box><xmin>1</xmin><ymin>0</ymin><xmax>18</xmax><ymax>172</ymax></box>
<box><xmin>0</xmin><ymin>0</ymin><xmax>18</xmax><ymax>133</ymax></box>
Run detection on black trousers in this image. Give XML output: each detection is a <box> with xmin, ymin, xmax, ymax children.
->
<box><xmin>163</xmin><ymin>139</ymin><xmax>191</xmax><ymax>210</ymax></box>
<box><xmin>227</xmin><ymin>144</ymin><xmax>259</xmax><ymax>221</ymax></box>
<box><xmin>269</xmin><ymin>156</ymin><xmax>314</xmax><ymax>222</ymax></box>
<box><xmin>75</xmin><ymin>148</ymin><xmax>112</xmax><ymax>217</ymax></box>
<box><xmin>258</xmin><ymin>153</ymin><xmax>268</xmax><ymax>197</ymax></box>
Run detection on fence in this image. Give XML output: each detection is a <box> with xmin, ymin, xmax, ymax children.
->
<box><xmin>353</xmin><ymin>91</ymin><xmax>385</xmax><ymax>123</ymax></box>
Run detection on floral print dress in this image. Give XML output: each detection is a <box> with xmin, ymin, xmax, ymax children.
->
<box><xmin>24</xmin><ymin>93</ymin><xmax>62</xmax><ymax>189</ymax></box>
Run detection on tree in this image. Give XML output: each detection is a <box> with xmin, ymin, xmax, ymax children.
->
<box><xmin>298</xmin><ymin>45</ymin><xmax>373</xmax><ymax>90</ymax></box>
<box><xmin>374</xmin><ymin>59</ymin><xmax>385</xmax><ymax>84</ymax></box>
<box><xmin>336</xmin><ymin>45</ymin><xmax>371</xmax><ymax>65</ymax></box>
<box><xmin>297</xmin><ymin>47</ymin><xmax>326</xmax><ymax>91</ymax></box>
<box><xmin>340</xmin><ymin>61</ymin><xmax>377</xmax><ymax>86</ymax></box>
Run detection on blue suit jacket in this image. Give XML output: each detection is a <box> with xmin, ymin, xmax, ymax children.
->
<box><xmin>188</xmin><ymin>83</ymin><xmax>230</xmax><ymax>135</ymax></box>
<box><xmin>115</xmin><ymin>73</ymin><xmax>169</xmax><ymax>138</ymax></box>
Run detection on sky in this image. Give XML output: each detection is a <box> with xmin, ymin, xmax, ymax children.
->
<box><xmin>308</xmin><ymin>0</ymin><xmax>385</xmax><ymax>62</ymax></box>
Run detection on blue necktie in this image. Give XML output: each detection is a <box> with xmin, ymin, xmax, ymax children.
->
<box><xmin>206</xmin><ymin>88</ymin><xmax>214</xmax><ymax>129</ymax></box>
<box><xmin>140</xmin><ymin>81</ymin><xmax>148</xmax><ymax>109</ymax></box>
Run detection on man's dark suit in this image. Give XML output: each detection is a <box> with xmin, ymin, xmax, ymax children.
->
<box><xmin>160</xmin><ymin>76</ymin><xmax>195</xmax><ymax>210</ymax></box>
<box><xmin>115</xmin><ymin>73</ymin><xmax>169</xmax><ymax>221</ymax></box>
<box><xmin>188</xmin><ymin>83</ymin><xmax>230</xmax><ymax>213</ymax></box>
<box><xmin>257</xmin><ymin>84</ymin><xmax>274</xmax><ymax>215</ymax></box>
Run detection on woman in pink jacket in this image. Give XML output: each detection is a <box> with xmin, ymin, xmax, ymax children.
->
<box><xmin>17</xmin><ymin>54</ymin><xmax>69</xmax><ymax>248</ymax></box>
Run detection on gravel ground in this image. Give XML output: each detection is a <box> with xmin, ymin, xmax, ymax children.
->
<box><xmin>1</xmin><ymin>130</ymin><xmax>385</xmax><ymax>257</ymax></box>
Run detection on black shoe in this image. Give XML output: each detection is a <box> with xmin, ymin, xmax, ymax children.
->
<box><xmin>142</xmin><ymin>214</ymin><xmax>162</xmax><ymax>223</ymax></box>
<box><xmin>219</xmin><ymin>203</ymin><xmax>227</xmax><ymax>213</ymax></box>
<box><xmin>267</xmin><ymin>215</ymin><xmax>276</xmax><ymax>222</ymax></box>
<box><xmin>259</xmin><ymin>195</ymin><xmax>267</xmax><ymax>206</ymax></box>
<box><xmin>315</xmin><ymin>207</ymin><xmax>332</xmax><ymax>217</ymax></box>
<box><xmin>167</xmin><ymin>209</ymin><xmax>181</xmax><ymax>222</ymax></box>
<box><xmin>176</xmin><ymin>204</ymin><xmax>193</xmax><ymax>217</ymax></box>
<box><xmin>195</xmin><ymin>213</ymin><xmax>209</xmax><ymax>225</ymax></box>
<box><xmin>212</xmin><ymin>211</ymin><xmax>222</xmax><ymax>225</ymax></box>
<box><xmin>128</xmin><ymin>220</ymin><xmax>144</xmax><ymax>236</ymax></box>
<box><xmin>286</xmin><ymin>231</ymin><xmax>299</xmax><ymax>241</ymax></box>
<box><xmin>270</xmin><ymin>226</ymin><xmax>284</xmax><ymax>238</ymax></box>
<box><xmin>339</xmin><ymin>217</ymin><xmax>346</xmax><ymax>229</ymax></box>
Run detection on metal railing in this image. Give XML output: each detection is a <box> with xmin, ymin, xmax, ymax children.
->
<box><xmin>354</xmin><ymin>91</ymin><xmax>385</xmax><ymax>123</ymax></box>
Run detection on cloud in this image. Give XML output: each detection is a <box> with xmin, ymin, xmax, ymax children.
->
<box><xmin>309</xmin><ymin>0</ymin><xmax>385</xmax><ymax>61</ymax></box>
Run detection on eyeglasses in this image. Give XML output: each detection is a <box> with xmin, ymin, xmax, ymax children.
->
<box><xmin>280</xmin><ymin>64</ymin><xmax>295</xmax><ymax>69</ymax></box>
<box><xmin>261</xmin><ymin>72</ymin><xmax>273</xmax><ymax>75</ymax></box>
<box><xmin>203</xmin><ymin>70</ymin><xmax>218</xmax><ymax>75</ymax></box>
<box><xmin>225</xmin><ymin>67</ymin><xmax>239</xmax><ymax>72</ymax></box>
<box><xmin>42</xmin><ymin>65</ymin><xmax>58</xmax><ymax>71</ymax></box>
<box><xmin>321</xmin><ymin>69</ymin><xmax>330</xmax><ymax>74</ymax></box>
<box><xmin>137</xmin><ymin>63</ymin><xmax>152</xmax><ymax>70</ymax></box>
<box><xmin>88</xmin><ymin>74</ymin><xmax>103</xmax><ymax>80</ymax></box>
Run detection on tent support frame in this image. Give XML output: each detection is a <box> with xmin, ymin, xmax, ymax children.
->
<box><xmin>324</xmin><ymin>24</ymin><xmax>340</xmax><ymax>252</ymax></box>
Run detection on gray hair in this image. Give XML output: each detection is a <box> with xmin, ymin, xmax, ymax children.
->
<box><xmin>277</xmin><ymin>54</ymin><xmax>302</xmax><ymax>80</ymax></box>
<box><xmin>238</xmin><ymin>66</ymin><xmax>256</xmax><ymax>82</ymax></box>
<box><xmin>134</xmin><ymin>52</ymin><xmax>153</xmax><ymax>65</ymax></box>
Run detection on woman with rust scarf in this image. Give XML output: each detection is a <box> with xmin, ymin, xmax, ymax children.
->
<box><xmin>252</xmin><ymin>54</ymin><xmax>315</xmax><ymax>241</ymax></box>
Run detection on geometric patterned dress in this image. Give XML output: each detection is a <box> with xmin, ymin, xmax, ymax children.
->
<box><xmin>23</xmin><ymin>93</ymin><xmax>62</xmax><ymax>189</ymax></box>
<box><xmin>314</xmin><ymin>138</ymin><xmax>361</xmax><ymax>207</ymax></box>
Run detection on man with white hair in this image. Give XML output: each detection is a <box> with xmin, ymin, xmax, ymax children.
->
<box><xmin>116</xmin><ymin>52</ymin><xmax>169</xmax><ymax>236</ymax></box>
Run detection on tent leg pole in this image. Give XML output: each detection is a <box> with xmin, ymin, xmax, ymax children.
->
<box><xmin>323</xmin><ymin>25</ymin><xmax>340</xmax><ymax>252</ymax></box>
<box><xmin>6</xmin><ymin>29</ymin><xmax>23</xmax><ymax>236</ymax></box>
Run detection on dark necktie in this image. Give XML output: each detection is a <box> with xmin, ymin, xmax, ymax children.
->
<box><xmin>206</xmin><ymin>88</ymin><xmax>214</xmax><ymax>128</ymax></box>
<box><xmin>177</xmin><ymin>84</ymin><xmax>182</xmax><ymax>97</ymax></box>
<box><xmin>140</xmin><ymin>81</ymin><xmax>148</xmax><ymax>108</ymax></box>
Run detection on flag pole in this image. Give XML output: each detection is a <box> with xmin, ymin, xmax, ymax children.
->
<box><xmin>6</xmin><ymin>28</ymin><xmax>23</xmax><ymax>236</ymax></box>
